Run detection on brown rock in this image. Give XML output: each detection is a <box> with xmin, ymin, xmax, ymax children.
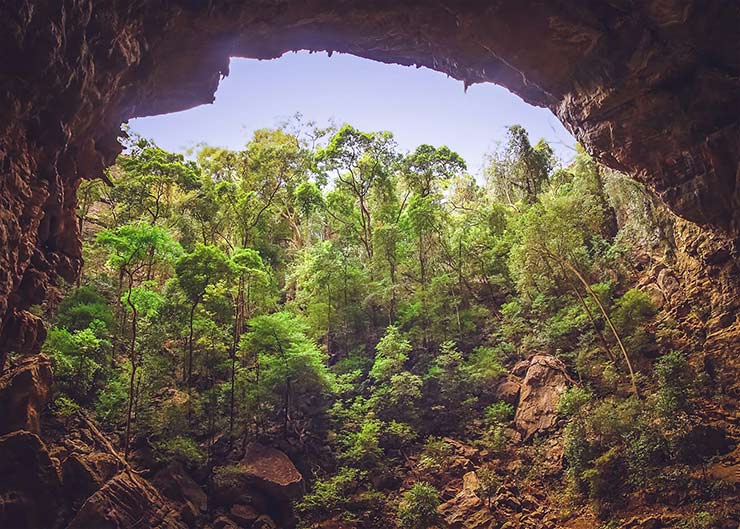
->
<box><xmin>240</xmin><ymin>442</ymin><xmax>304</xmax><ymax>501</ymax></box>
<box><xmin>153</xmin><ymin>461</ymin><xmax>208</xmax><ymax>525</ymax></box>
<box><xmin>229</xmin><ymin>504</ymin><xmax>259</xmax><ymax>526</ymax></box>
<box><xmin>213</xmin><ymin>515</ymin><xmax>241</xmax><ymax>529</ymax></box>
<box><xmin>0</xmin><ymin>430</ymin><xmax>64</xmax><ymax>529</ymax></box>
<box><xmin>0</xmin><ymin>354</ymin><xmax>52</xmax><ymax>434</ymax></box>
<box><xmin>514</xmin><ymin>355</ymin><xmax>572</xmax><ymax>441</ymax></box>
<box><xmin>494</xmin><ymin>375</ymin><xmax>521</xmax><ymax>405</ymax></box>
<box><xmin>438</xmin><ymin>471</ymin><xmax>495</xmax><ymax>529</ymax></box>
<box><xmin>254</xmin><ymin>515</ymin><xmax>277</xmax><ymax>529</ymax></box>
<box><xmin>66</xmin><ymin>471</ymin><xmax>187</xmax><ymax>529</ymax></box>
<box><xmin>62</xmin><ymin>451</ymin><xmax>120</xmax><ymax>505</ymax></box>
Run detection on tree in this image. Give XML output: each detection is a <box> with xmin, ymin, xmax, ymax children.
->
<box><xmin>175</xmin><ymin>244</ymin><xmax>233</xmax><ymax>395</ymax></box>
<box><xmin>97</xmin><ymin>222</ymin><xmax>181</xmax><ymax>457</ymax></box>
<box><xmin>242</xmin><ymin>311</ymin><xmax>334</xmax><ymax>437</ymax></box>
<box><xmin>485</xmin><ymin>125</ymin><xmax>554</xmax><ymax>206</ymax></box>
<box><xmin>317</xmin><ymin>125</ymin><xmax>397</xmax><ymax>260</ymax></box>
<box><xmin>509</xmin><ymin>181</ymin><xmax>638</xmax><ymax>395</ymax></box>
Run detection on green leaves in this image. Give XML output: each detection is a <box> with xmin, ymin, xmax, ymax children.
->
<box><xmin>97</xmin><ymin>222</ymin><xmax>182</xmax><ymax>271</ymax></box>
<box><xmin>175</xmin><ymin>244</ymin><xmax>233</xmax><ymax>304</ymax></box>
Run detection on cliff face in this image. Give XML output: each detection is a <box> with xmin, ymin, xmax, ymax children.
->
<box><xmin>1</xmin><ymin>0</ymin><xmax>739</xmax><ymax>364</ymax></box>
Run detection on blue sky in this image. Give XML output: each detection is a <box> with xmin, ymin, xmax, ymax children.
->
<box><xmin>129</xmin><ymin>51</ymin><xmax>576</xmax><ymax>176</ymax></box>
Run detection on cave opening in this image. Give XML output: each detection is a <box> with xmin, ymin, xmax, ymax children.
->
<box><xmin>1</xmin><ymin>3</ymin><xmax>739</xmax><ymax>529</ymax></box>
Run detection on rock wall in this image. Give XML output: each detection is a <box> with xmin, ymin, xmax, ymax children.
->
<box><xmin>0</xmin><ymin>1</ymin><xmax>738</xmax><ymax>366</ymax></box>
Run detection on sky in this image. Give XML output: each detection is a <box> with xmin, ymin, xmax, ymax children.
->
<box><xmin>129</xmin><ymin>51</ymin><xmax>576</xmax><ymax>176</ymax></box>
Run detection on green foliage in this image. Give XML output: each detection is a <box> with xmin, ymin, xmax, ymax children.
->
<box><xmin>43</xmin><ymin>325</ymin><xmax>109</xmax><ymax>401</ymax></box>
<box><xmin>154</xmin><ymin>435</ymin><xmax>206</xmax><ymax>467</ymax></box>
<box><xmin>484</xmin><ymin>401</ymin><xmax>514</xmax><ymax>424</ymax></box>
<box><xmin>296</xmin><ymin>466</ymin><xmax>364</xmax><ymax>515</ymax></box>
<box><xmin>58</xmin><ymin>125</ymin><xmax>709</xmax><ymax>526</ymax></box>
<box><xmin>52</xmin><ymin>394</ymin><xmax>81</xmax><ymax>419</ymax></box>
<box><xmin>418</xmin><ymin>437</ymin><xmax>454</xmax><ymax>472</ymax></box>
<box><xmin>370</xmin><ymin>325</ymin><xmax>411</xmax><ymax>382</ymax></box>
<box><xmin>397</xmin><ymin>482</ymin><xmax>441</xmax><ymax>529</ymax></box>
<box><xmin>56</xmin><ymin>286</ymin><xmax>115</xmax><ymax>332</ymax></box>
<box><xmin>97</xmin><ymin>222</ymin><xmax>182</xmax><ymax>271</ymax></box>
<box><xmin>95</xmin><ymin>364</ymin><xmax>130</xmax><ymax>426</ymax></box>
<box><xmin>476</xmin><ymin>465</ymin><xmax>501</xmax><ymax>507</ymax></box>
<box><xmin>558</xmin><ymin>386</ymin><xmax>592</xmax><ymax>417</ymax></box>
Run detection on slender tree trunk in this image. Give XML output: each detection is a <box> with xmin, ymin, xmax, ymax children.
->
<box><xmin>187</xmin><ymin>302</ymin><xmax>197</xmax><ymax>388</ymax></box>
<box><xmin>561</xmin><ymin>259</ymin><xmax>639</xmax><ymax>396</ymax></box>
<box><xmin>123</xmin><ymin>275</ymin><xmax>138</xmax><ymax>459</ymax></box>
<box><xmin>558</xmin><ymin>265</ymin><xmax>615</xmax><ymax>362</ymax></box>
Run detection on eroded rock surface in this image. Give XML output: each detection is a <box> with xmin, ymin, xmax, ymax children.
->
<box><xmin>514</xmin><ymin>354</ymin><xmax>572</xmax><ymax>441</ymax></box>
<box><xmin>240</xmin><ymin>442</ymin><xmax>305</xmax><ymax>501</ymax></box>
<box><xmin>1</xmin><ymin>1</ymin><xmax>739</xmax><ymax>367</ymax></box>
<box><xmin>66</xmin><ymin>471</ymin><xmax>187</xmax><ymax>529</ymax></box>
<box><xmin>0</xmin><ymin>353</ymin><xmax>52</xmax><ymax>434</ymax></box>
<box><xmin>153</xmin><ymin>462</ymin><xmax>208</xmax><ymax>525</ymax></box>
<box><xmin>0</xmin><ymin>430</ymin><xmax>64</xmax><ymax>529</ymax></box>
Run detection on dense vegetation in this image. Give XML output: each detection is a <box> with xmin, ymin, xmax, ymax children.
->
<box><xmin>40</xmin><ymin>120</ymin><xmax>722</xmax><ymax>526</ymax></box>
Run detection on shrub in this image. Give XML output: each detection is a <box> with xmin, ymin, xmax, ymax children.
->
<box><xmin>397</xmin><ymin>482</ymin><xmax>441</xmax><ymax>529</ymax></box>
<box><xmin>484</xmin><ymin>401</ymin><xmax>515</xmax><ymax>423</ymax></box>
<box><xmin>558</xmin><ymin>386</ymin><xmax>592</xmax><ymax>417</ymax></box>
<box><xmin>418</xmin><ymin>437</ymin><xmax>453</xmax><ymax>472</ymax></box>
<box><xmin>154</xmin><ymin>435</ymin><xmax>205</xmax><ymax>467</ymax></box>
<box><xmin>342</xmin><ymin>418</ymin><xmax>384</xmax><ymax>469</ymax></box>
<box><xmin>476</xmin><ymin>465</ymin><xmax>500</xmax><ymax>508</ymax></box>
<box><xmin>297</xmin><ymin>466</ymin><xmax>364</xmax><ymax>515</ymax></box>
<box><xmin>654</xmin><ymin>350</ymin><xmax>693</xmax><ymax>420</ymax></box>
<box><xmin>52</xmin><ymin>394</ymin><xmax>81</xmax><ymax>419</ymax></box>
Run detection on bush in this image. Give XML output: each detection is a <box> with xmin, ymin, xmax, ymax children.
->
<box><xmin>342</xmin><ymin>418</ymin><xmax>384</xmax><ymax>469</ymax></box>
<box><xmin>654</xmin><ymin>351</ymin><xmax>693</xmax><ymax>420</ymax></box>
<box><xmin>476</xmin><ymin>465</ymin><xmax>500</xmax><ymax>507</ymax></box>
<box><xmin>418</xmin><ymin>437</ymin><xmax>453</xmax><ymax>472</ymax></box>
<box><xmin>558</xmin><ymin>386</ymin><xmax>592</xmax><ymax>417</ymax></box>
<box><xmin>297</xmin><ymin>466</ymin><xmax>364</xmax><ymax>515</ymax></box>
<box><xmin>484</xmin><ymin>401</ymin><xmax>514</xmax><ymax>423</ymax></box>
<box><xmin>397</xmin><ymin>482</ymin><xmax>441</xmax><ymax>529</ymax></box>
<box><xmin>52</xmin><ymin>394</ymin><xmax>81</xmax><ymax>419</ymax></box>
<box><xmin>611</xmin><ymin>288</ymin><xmax>656</xmax><ymax>354</ymax></box>
<box><xmin>154</xmin><ymin>435</ymin><xmax>205</xmax><ymax>467</ymax></box>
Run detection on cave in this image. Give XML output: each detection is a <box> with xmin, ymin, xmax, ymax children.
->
<box><xmin>1</xmin><ymin>1</ymin><xmax>739</xmax><ymax>528</ymax></box>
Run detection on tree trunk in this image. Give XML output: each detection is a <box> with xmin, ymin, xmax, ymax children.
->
<box><xmin>123</xmin><ymin>275</ymin><xmax>138</xmax><ymax>459</ymax></box>
<box><xmin>562</xmin><ymin>259</ymin><xmax>639</xmax><ymax>396</ymax></box>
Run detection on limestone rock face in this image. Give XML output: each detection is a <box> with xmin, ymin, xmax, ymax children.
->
<box><xmin>240</xmin><ymin>442</ymin><xmax>305</xmax><ymax>501</ymax></box>
<box><xmin>66</xmin><ymin>471</ymin><xmax>187</xmax><ymax>529</ymax></box>
<box><xmin>1</xmin><ymin>1</ymin><xmax>739</xmax><ymax>368</ymax></box>
<box><xmin>0</xmin><ymin>430</ymin><xmax>64</xmax><ymax>529</ymax></box>
<box><xmin>0</xmin><ymin>353</ymin><xmax>52</xmax><ymax>434</ymax></box>
<box><xmin>514</xmin><ymin>355</ymin><xmax>572</xmax><ymax>441</ymax></box>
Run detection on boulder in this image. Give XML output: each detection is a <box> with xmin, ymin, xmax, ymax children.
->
<box><xmin>229</xmin><ymin>504</ymin><xmax>259</xmax><ymax>526</ymax></box>
<box><xmin>240</xmin><ymin>442</ymin><xmax>304</xmax><ymax>501</ymax></box>
<box><xmin>0</xmin><ymin>430</ymin><xmax>64</xmax><ymax>529</ymax></box>
<box><xmin>437</xmin><ymin>471</ymin><xmax>494</xmax><ymax>529</ymax></box>
<box><xmin>493</xmin><ymin>375</ymin><xmax>521</xmax><ymax>405</ymax></box>
<box><xmin>153</xmin><ymin>462</ymin><xmax>208</xmax><ymax>525</ymax></box>
<box><xmin>62</xmin><ymin>451</ymin><xmax>120</xmax><ymax>505</ymax></box>
<box><xmin>253</xmin><ymin>515</ymin><xmax>278</xmax><ymax>529</ymax></box>
<box><xmin>66</xmin><ymin>471</ymin><xmax>187</xmax><ymax>529</ymax></box>
<box><xmin>514</xmin><ymin>355</ymin><xmax>572</xmax><ymax>441</ymax></box>
<box><xmin>213</xmin><ymin>515</ymin><xmax>241</xmax><ymax>529</ymax></box>
<box><xmin>0</xmin><ymin>354</ymin><xmax>52</xmax><ymax>434</ymax></box>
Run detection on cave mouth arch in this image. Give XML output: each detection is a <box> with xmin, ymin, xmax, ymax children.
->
<box><xmin>0</xmin><ymin>0</ymin><xmax>738</xmax><ymax>365</ymax></box>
